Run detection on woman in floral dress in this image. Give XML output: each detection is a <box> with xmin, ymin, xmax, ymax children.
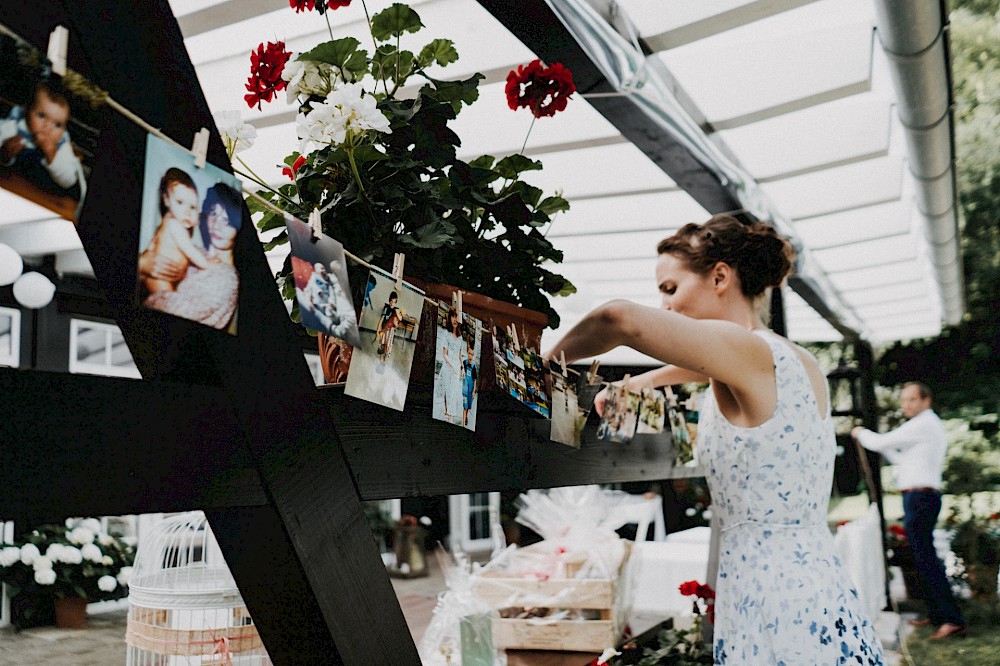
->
<box><xmin>547</xmin><ymin>214</ymin><xmax>884</xmax><ymax>665</ymax></box>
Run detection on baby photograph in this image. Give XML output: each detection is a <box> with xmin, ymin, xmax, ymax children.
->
<box><xmin>344</xmin><ymin>267</ymin><xmax>424</xmax><ymax>411</ymax></box>
<box><xmin>0</xmin><ymin>27</ymin><xmax>102</xmax><ymax>222</ymax></box>
<box><xmin>137</xmin><ymin>134</ymin><xmax>243</xmax><ymax>334</ymax></box>
<box><xmin>636</xmin><ymin>387</ymin><xmax>666</xmax><ymax>434</ymax></box>
<box><xmin>286</xmin><ymin>216</ymin><xmax>361</xmax><ymax>347</ymax></box>
<box><xmin>431</xmin><ymin>300</ymin><xmax>482</xmax><ymax>431</ymax></box>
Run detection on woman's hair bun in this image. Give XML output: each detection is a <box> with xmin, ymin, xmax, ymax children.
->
<box><xmin>657</xmin><ymin>214</ymin><xmax>795</xmax><ymax>297</ymax></box>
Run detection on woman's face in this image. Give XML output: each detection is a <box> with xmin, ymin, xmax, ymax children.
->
<box><xmin>655</xmin><ymin>252</ymin><xmax>718</xmax><ymax>319</ymax></box>
<box><xmin>164</xmin><ymin>184</ymin><xmax>199</xmax><ymax>228</ymax></box>
<box><xmin>206</xmin><ymin>203</ymin><xmax>237</xmax><ymax>252</ymax></box>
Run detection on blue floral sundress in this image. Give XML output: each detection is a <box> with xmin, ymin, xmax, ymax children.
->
<box><xmin>699</xmin><ymin>332</ymin><xmax>885</xmax><ymax>665</ymax></box>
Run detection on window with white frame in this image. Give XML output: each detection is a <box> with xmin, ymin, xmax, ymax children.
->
<box><xmin>69</xmin><ymin>319</ymin><xmax>141</xmax><ymax>379</ymax></box>
<box><xmin>0</xmin><ymin>307</ymin><xmax>19</xmax><ymax>368</ymax></box>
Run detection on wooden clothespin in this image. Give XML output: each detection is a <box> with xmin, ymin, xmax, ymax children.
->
<box><xmin>587</xmin><ymin>359</ymin><xmax>601</xmax><ymax>385</ymax></box>
<box><xmin>46</xmin><ymin>26</ymin><xmax>69</xmax><ymax>77</ymax></box>
<box><xmin>452</xmin><ymin>290</ymin><xmax>463</xmax><ymax>320</ymax></box>
<box><xmin>559</xmin><ymin>351</ymin><xmax>567</xmax><ymax>377</ymax></box>
<box><xmin>307</xmin><ymin>208</ymin><xmax>322</xmax><ymax>242</ymax></box>
<box><xmin>508</xmin><ymin>324</ymin><xmax>520</xmax><ymax>353</ymax></box>
<box><xmin>191</xmin><ymin>128</ymin><xmax>210</xmax><ymax>169</ymax></box>
<box><xmin>391</xmin><ymin>252</ymin><xmax>406</xmax><ymax>291</ymax></box>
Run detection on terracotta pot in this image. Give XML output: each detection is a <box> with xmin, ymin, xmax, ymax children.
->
<box><xmin>966</xmin><ymin>561</ymin><xmax>1000</xmax><ymax>602</ymax></box>
<box><xmin>53</xmin><ymin>596</ymin><xmax>88</xmax><ymax>628</ymax></box>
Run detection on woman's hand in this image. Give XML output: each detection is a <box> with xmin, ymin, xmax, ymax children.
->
<box><xmin>138</xmin><ymin>248</ymin><xmax>186</xmax><ymax>282</ymax></box>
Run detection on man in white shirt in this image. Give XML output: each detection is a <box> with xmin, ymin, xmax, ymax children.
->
<box><xmin>852</xmin><ymin>382</ymin><xmax>966</xmax><ymax>639</ymax></box>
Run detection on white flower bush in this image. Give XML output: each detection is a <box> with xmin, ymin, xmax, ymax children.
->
<box><xmin>34</xmin><ymin>568</ymin><xmax>57</xmax><ymax>586</ymax></box>
<box><xmin>68</xmin><ymin>526</ymin><xmax>95</xmax><ymax>546</ymax></box>
<box><xmin>19</xmin><ymin>543</ymin><xmax>40</xmax><ymax>566</ymax></box>
<box><xmin>297</xmin><ymin>82</ymin><xmax>391</xmax><ymax>153</ymax></box>
<box><xmin>0</xmin><ymin>546</ymin><xmax>20</xmax><ymax>567</ymax></box>
<box><xmin>282</xmin><ymin>58</ymin><xmax>339</xmax><ymax>102</ymax></box>
<box><xmin>213</xmin><ymin>110</ymin><xmax>258</xmax><ymax>156</ymax></box>
<box><xmin>81</xmin><ymin>543</ymin><xmax>104</xmax><ymax>563</ymax></box>
<box><xmin>97</xmin><ymin>575</ymin><xmax>118</xmax><ymax>593</ymax></box>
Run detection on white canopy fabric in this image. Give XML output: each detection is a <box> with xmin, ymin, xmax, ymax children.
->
<box><xmin>0</xmin><ymin>0</ymin><xmax>963</xmax><ymax>367</ymax></box>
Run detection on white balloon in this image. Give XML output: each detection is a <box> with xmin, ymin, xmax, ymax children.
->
<box><xmin>0</xmin><ymin>243</ymin><xmax>23</xmax><ymax>286</ymax></box>
<box><xmin>13</xmin><ymin>272</ymin><xmax>56</xmax><ymax>309</ymax></box>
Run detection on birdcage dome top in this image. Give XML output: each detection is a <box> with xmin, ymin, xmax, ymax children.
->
<box><xmin>128</xmin><ymin>510</ymin><xmax>245</xmax><ymax>609</ymax></box>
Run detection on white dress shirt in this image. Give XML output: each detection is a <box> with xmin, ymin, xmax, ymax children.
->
<box><xmin>855</xmin><ymin>409</ymin><xmax>947</xmax><ymax>491</ymax></box>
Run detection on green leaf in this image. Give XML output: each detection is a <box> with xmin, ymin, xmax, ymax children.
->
<box><xmin>495</xmin><ymin>154</ymin><xmax>543</xmax><ymax>179</ymax></box>
<box><xmin>257</xmin><ymin>210</ymin><xmax>285</xmax><ymax>233</ymax></box>
<box><xmin>537</xmin><ymin>195</ymin><xmax>570</xmax><ymax>216</ymax></box>
<box><xmin>417</xmin><ymin>39</ymin><xmax>458</xmax><ymax>68</ymax></box>
<box><xmin>420</xmin><ymin>73</ymin><xmax>482</xmax><ymax>113</ymax></box>
<box><xmin>468</xmin><ymin>155</ymin><xmax>495</xmax><ymax>170</ymax></box>
<box><xmin>299</xmin><ymin>38</ymin><xmax>369</xmax><ymax>77</ymax></box>
<box><xmin>264</xmin><ymin>230</ymin><xmax>289</xmax><ymax>251</ymax></box>
<box><xmin>371</xmin><ymin>3</ymin><xmax>423</xmax><ymax>42</ymax></box>
<box><xmin>399</xmin><ymin>219</ymin><xmax>457</xmax><ymax>248</ymax></box>
<box><xmin>372</xmin><ymin>46</ymin><xmax>415</xmax><ymax>86</ymax></box>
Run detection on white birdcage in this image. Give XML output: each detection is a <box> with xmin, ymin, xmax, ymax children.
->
<box><xmin>125</xmin><ymin>511</ymin><xmax>272</xmax><ymax>665</ymax></box>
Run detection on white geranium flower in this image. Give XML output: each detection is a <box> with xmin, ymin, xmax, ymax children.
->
<box><xmin>81</xmin><ymin>543</ymin><xmax>103</xmax><ymax>563</ymax></box>
<box><xmin>97</xmin><ymin>533</ymin><xmax>115</xmax><ymax>547</ymax></box>
<box><xmin>69</xmin><ymin>526</ymin><xmax>96</xmax><ymax>546</ymax></box>
<box><xmin>297</xmin><ymin>83</ymin><xmax>391</xmax><ymax>152</ymax></box>
<box><xmin>19</xmin><ymin>543</ymin><xmax>40</xmax><ymax>565</ymax></box>
<box><xmin>34</xmin><ymin>568</ymin><xmax>57</xmax><ymax>585</ymax></box>
<box><xmin>103</xmin><ymin>556</ymin><xmax>113</xmax><ymax>566</ymax></box>
<box><xmin>60</xmin><ymin>546</ymin><xmax>84</xmax><ymax>565</ymax></box>
<box><xmin>283</xmin><ymin>59</ymin><xmax>338</xmax><ymax>103</ymax></box>
<box><xmin>45</xmin><ymin>543</ymin><xmax>65</xmax><ymax>562</ymax></box>
<box><xmin>116</xmin><ymin>566</ymin><xmax>134</xmax><ymax>587</ymax></box>
<box><xmin>32</xmin><ymin>555</ymin><xmax>54</xmax><ymax>571</ymax></box>
<box><xmin>97</xmin><ymin>575</ymin><xmax>118</xmax><ymax>593</ymax></box>
<box><xmin>213</xmin><ymin>110</ymin><xmax>257</xmax><ymax>155</ymax></box>
<box><xmin>597</xmin><ymin>647</ymin><xmax>621</xmax><ymax>664</ymax></box>
<box><xmin>0</xmin><ymin>546</ymin><xmax>21</xmax><ymax>567</ymax></box>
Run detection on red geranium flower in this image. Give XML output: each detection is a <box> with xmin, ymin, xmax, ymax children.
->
<box><xmin>505</xmin><ymin>59</ymin><xmax>575</xmax><ymax>118</ymax></box>
<box><xmin>696</xmin><ymin>583</ymin><xmax>716</xmax><ymax>601</ymax></box>
<box><xmin>888</xmin><ymin>524</ymin><xmax>907</xmax><ymax>540</ymax></box>
<box><xmin>290</xmin><ymin>0</ymin><xmax>350</xmax><ymax>12</ymax></box>
<box><xmin>282</xmin><ymin>155</ymin><xmax>307</xmax><ymax>180</ymax></box>
<box><xmin>244</xmin><ymin>41</ymin><xmax>292</xmax><ymax>110</ymax></box>
<box><xmin>678</xmin><ymin>580</ymin><xmax>700</xmax><ymax>596</ymax></box>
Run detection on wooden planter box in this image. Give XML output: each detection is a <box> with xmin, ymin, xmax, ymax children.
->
<box><xmin>473</xmin><ymin>541</ymin><xmax>630</xmax><ymax>652</ymax></box>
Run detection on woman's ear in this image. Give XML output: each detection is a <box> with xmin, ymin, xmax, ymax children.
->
<box><xmin>712</xmin><ymin>262</ymin><xmax>734</xmax><ymax>292</ymax></box>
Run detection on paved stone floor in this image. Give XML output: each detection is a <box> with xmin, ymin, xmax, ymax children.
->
<box><xmin>1</xmin><ymin>554</ymin><xmax>914</xmax><ymax>665</ymax></box>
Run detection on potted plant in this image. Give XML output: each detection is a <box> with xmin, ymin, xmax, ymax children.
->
<box><xmin>227</xmin><ymin>0</ymin><xmax>575</xmax><ymax>349</ymax></box>
<box><xmin>945</xmin><ymin>500</ymin><xmax>1000</xmax><ymax>602</ymax></box>
<box><xmin>0</xmin><ymin>518</ymin><xmax>135</xmax><ymax>629</ymax></box>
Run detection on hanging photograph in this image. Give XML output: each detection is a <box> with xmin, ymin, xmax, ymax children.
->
<box><xmin>431</xmin><ymin>300</ymin><xmax>482</xmax><ymax>430</ymax></box>
<box><xmin>286</xmin><ymin>216</ymin><xmax>361</xmax><ymax>346</ymax></box>
<box><xmin>597</xmin><ymin>386</ymin><xmax>640</xmax><ymax>444</ymax></box>
<box><xmin>0</xmin><ymin>27</ymin><xmax>104</xmax><ymax>222</ymax></box>
<box><xmin>344</xmin><ymin>266</ymin><xmax>423</xmax><ymax>411</ymax></box>
<box><xmin>668</xmin><ymin>388</ymin><xmax>697</xmax><ymax>466</ymax></box>
<box><xmin>137</xmin><ymin>134</ymin><xmax>243</xmax><ymax>334</ymax></box>
<box><xmin>549</xmin><ymin>369</ymin><xmax>582</xmax><ymax>448</ymax></box>
<box><xmin>489</xmin><ymin>326</ymin><xmax>550</xmax><ymax>418</ymax></box>
<box><xmin>575</xmin><ymin>368</ymin><xmax>604</xmax><ymax>420</ymax></box>
<box><xmin>636</xmin><ymin>387</ymin><xmax>666</xmax><ymax>434</ymax></box>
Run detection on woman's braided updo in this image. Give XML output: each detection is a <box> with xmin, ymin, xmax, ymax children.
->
<box><xmin>656</xmin><ymin>214</ymin><xmax>795</xmax><ymax>298</ymax></box>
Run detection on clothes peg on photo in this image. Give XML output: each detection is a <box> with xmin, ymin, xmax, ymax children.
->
<box><xmin>587</xmin><ymin>359</ymin><xmax>601</xmax><ymax>385</ymax></box>
<box><xmin>46</xmin><ymin>26</ymin><xmax>69</xmax><ymax>77</ymax></box>
<box><xmin>452</xmin><ymin>290</ymin><xmax>463</xmax><ymax>320</ymax></box>
<box><xmin>307</xmin><ymin>208</ymin><xmax>322</xmax><ymax>242</ymax></box>
<box><xmin>391</xmin><ymin>252</ymin><xmax>406</xmax><ymax>291</ymax></box>
<box><xmin>191</xmin><ymin>128</ymin><xmax>210</xmax><ymax>169</ymax></box>
<box><xmin>621</xmin><ymin>374</ymin><xmax>631</xmax><ymax>397</ymax></box>
<box><xmin>559</xmin><ymin>351</ymin><xmax>567</xmax><ymax>377</ymax></box>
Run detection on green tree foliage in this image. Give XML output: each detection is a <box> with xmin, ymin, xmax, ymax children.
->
<box><xmin>875</xmin><ymin>4</ymin><xmax>1000</xmax><ymax>416</ymax></box>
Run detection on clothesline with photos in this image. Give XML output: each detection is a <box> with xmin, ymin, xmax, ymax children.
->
<box><xmin>29</xmin><ymin>25</ymin><xmax>702</xmax><ymax>455</ymax></box>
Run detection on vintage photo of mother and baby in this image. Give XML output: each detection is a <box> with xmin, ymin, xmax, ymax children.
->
<box><xmin>137</xmin><ymin>134</ymin><xmax>243</xmax><ymax>334</ymax></box>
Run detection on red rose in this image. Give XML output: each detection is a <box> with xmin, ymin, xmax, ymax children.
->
<box><xmin>282</xmin><ymin>155</ymin><xmax>308</xmax><ymax>180</ymax></box>
<box><xmin>505</xmin><ymin>59</ymin><xmax>575</xmax><ymax>119</ymax></box>
<box><xmin>244</xmin><ymin>41</ymin><xmax>292</xmax><ymax>110</ymax></box>
<box><xmin>678</xmin><ymin>580</ymin><xmax>700</xmax><ymax>596</ymax></box>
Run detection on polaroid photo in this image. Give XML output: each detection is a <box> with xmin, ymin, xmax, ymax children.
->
<box><xmin>431</xmin><ymin>300</ymin><xmax>483</xmax><ymax>431</ymax></box>
<box><xmin>0</xmin><ymin>27</ymin><xmax>105</xmax><ymax>223</ymax></box>
<box><xmin>137</xmin><ymin>134</ymin><xmax>243</xmax><ymax>334</ymax></box>
<box><xmin>549</xmin><ymin>369</ymin><xmax>582</xmax><ymax>448</ymax></box>
<box><xmin>636</xmin><ymin>387</ymin><xmax>667</xmax><ymax>434</ymax></box>
<box><xmin>286</xmin><ymin>216</ymin><xmax>361</xmax><ymax>346</ymax></box>
<box><xmin>344</xmin><ymin>266</ymin><xmax>424</xmax><ymax>411</ymax></box>
<box><xmin>597</xmin><ymin>386</ymin><xmax>640</xmax><ymax>444</ymax></box>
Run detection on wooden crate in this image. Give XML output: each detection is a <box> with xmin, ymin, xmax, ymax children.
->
<box><xmin>473</xmin><ymin>541</ymin><xmax>630</xmax><ymax>652</ymax></box>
